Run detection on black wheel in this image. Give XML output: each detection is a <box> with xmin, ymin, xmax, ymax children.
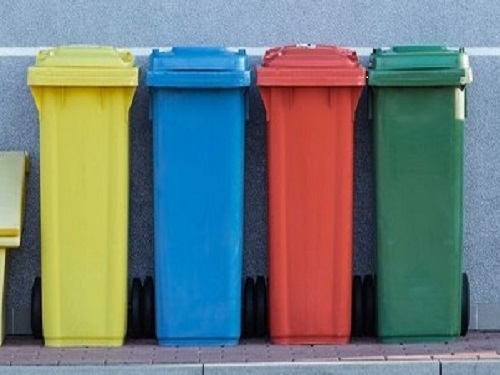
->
<box><xmin>461</xmin><ymin>273</ymin><xmax>470</xmax><ymax>337</ymax></box>
<box><xmin>351</xmin><ymin>275</ymin><xmax>363</xmax><ymax>338</ymax></box>
<box><xmin>363</xmin><ymin>275</ymin><xmax>376</xmax><ymax>337</ymax></box>
<box><xmin>128</xmin><ymin>278</ymin><xmax>143</xmax><ymax>339</ymax></box>
<box><xmin>242</xmin><ymin>277</ymin><xmax>255</xmax><ymax>338</ymax></box>
<box><xmin>142</xmin><ymin>276</ymin><xmax>155</xmax><ymax>339</ymax></box>
<box><xmin>255</xmin><ymin>276</ymin><xmax>267</xmax><ymax>338</ymax></box>
<box><xmin>31</xmin><ymin>277</ymin><xmax>42</xmax><ymax>339</ymax></box>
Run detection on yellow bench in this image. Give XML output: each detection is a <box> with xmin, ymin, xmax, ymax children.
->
<box><xmin>0</xmin><ymin>152</ymin><xmax>29</xmax><ymax>344</ymax></box>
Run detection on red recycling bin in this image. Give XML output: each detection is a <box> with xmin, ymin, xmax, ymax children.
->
<box><xmin>257</xmin><ymin>45</ymin><xmax>365</xmax><ymax>344</ymax></box>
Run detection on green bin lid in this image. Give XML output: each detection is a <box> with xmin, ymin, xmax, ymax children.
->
<box><xmin>28</xmin><ymin>46</ymin><xmax>138</xmax><ymax>87</ymax></box>
<box><xmin>368</xmin><ymin>45</ymin><xmax>472</xmax><ymax>87</ymax></box>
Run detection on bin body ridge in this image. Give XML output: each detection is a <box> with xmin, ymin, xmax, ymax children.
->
<box><xmin>374</xmin><ymin>87</ymin><xmax>464</xmax><ymax>341</ymax></box>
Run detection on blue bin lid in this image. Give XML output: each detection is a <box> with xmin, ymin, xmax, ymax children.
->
<box><xmin>146</xmin><ymin>47</ymin><xmax>251</xmax><ymax>88</ymax></box>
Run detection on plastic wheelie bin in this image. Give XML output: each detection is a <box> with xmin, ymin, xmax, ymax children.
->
<box><xmin>146</xmin><ymin>47</ymin><xmax>251</xmax><ymax>346</ymax></box>
<box><xmin>28</xmin><ymin>46</ymin><xmax>138</xmax><ymax>347</ymax></box>
<box><xmin>257</xmin><ymin>45</ymin><xmax>366</xmax><ymax>344</ymax></box>
<box><xmin>366</xmin><ymin>45</ymin><xmax>473</xmax><ymax>343</ymax></box>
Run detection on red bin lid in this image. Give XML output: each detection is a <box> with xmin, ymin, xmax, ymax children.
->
<box><xmin>257</xmin><ymin>44</ymin><xmax>366</xmax><ymax>87</ymax></box>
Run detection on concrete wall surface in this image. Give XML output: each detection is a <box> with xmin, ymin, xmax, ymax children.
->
<box><xmin>1</xmin><ymin>0</ymin><xmax>499</xmax><ymax>333</ymax></box>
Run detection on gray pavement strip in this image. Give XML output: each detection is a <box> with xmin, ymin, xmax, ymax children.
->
<box><xmin>2</xmin><ymin>359</ymin><xmax>500</xmax><ymax>375</ymax></box>
<box><xmin>0</xmin><ymin>360</ymin><xmax>500</xmax><ymax>375</ymax></box>
<box><xmin>441</xmin><ymin>360</ymin><xmax>500</xmax><ymax>375</ymax></box>
<box><xmin>204</xmin><ymin>361</ymin><xmax>439</xmax><ymax>375</ymax></box>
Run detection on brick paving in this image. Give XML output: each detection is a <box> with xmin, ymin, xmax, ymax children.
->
<box><xmin>0</xmin><ymin>331</ymin><xmax>498</xmax><ymax>366</ymax></box>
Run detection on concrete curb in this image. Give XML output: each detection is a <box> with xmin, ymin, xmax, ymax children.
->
<box><xmin>441</xmin><ymin>360</ymin><xmax>500</xmax><ymax>375</ymax></box>
<box><xmin>1</xmin><ymin>361</ymin><xmax>441</xmax><ymax>375</ymax></box>
<box><xmin>2</xmin><ymin>360</ymin><xmax>500</xmax><ymax>374</ymax></box>
<box><xmin>204</xmin><ymin>361</ymin><xmax>439</xmax><ymax>375</ymax></box>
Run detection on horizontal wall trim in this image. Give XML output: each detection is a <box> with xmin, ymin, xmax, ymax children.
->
<box><xmin>0</xmin><ymin>47</ymin><xmax>500</xmax><ymax>57</ymax></box>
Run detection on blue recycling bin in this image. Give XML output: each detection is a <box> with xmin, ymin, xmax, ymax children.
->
<box><xmin>146</xmin><ymin>47</ymin><xmax>251</xmax><ymax>346</ymax></box>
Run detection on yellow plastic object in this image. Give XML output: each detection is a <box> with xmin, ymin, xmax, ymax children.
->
<box><xmin>0</xmin><ymin>152</ymin><xmax>28</xmax><ymax>239</ymax></box>
<box><xmin>28</xmin><ymin>46</ymin><xmax>137</xmax><ymax>87</ymax></box>
<box><xmin>28</xmin><ymin>46</ymin><xmax>138</xmax><ymax>347</ymax></box>
<box><xmin>0</xmin><ymin>152</ymin><xmax>29</xmax><ymax>344</ymax></box>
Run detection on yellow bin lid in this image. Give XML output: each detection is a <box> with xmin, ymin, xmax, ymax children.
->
<box><xmin>27</xmin><ymin>45</ymin><xmax>138</xmax><ymax>87</ymax></box>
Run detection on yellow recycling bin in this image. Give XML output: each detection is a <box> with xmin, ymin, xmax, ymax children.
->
<box><xmin>28</xmin><ymin>46</ymin><xmax>138</xmax><ymax>347</ymax></box>
<box><xmin>0</xmin><ymin>152</ymin><xmax>29</xmax><ymax>345</ymax></box>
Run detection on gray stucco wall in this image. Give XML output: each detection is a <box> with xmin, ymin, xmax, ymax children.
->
<box><xmin>1</xmin><ymin>0</ymin><xmax>500</xmax><ymax>333</ymax></box>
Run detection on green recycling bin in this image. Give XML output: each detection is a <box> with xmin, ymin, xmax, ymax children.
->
<box><xmin>367</xmin><ymin>46</ymin><xmax>473</xmax><ymax>343</ymax></box>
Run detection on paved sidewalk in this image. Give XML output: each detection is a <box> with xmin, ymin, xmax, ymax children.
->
<box><xmin>0</xmin><ymin>331</ymin><xmax>498</xmax><ymax>374</ymax></box>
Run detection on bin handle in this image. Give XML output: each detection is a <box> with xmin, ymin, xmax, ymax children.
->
<box><xmin>295</xmin><ymin>43</ymin><xmax>317</xmax><ymax>49</ymax></box>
